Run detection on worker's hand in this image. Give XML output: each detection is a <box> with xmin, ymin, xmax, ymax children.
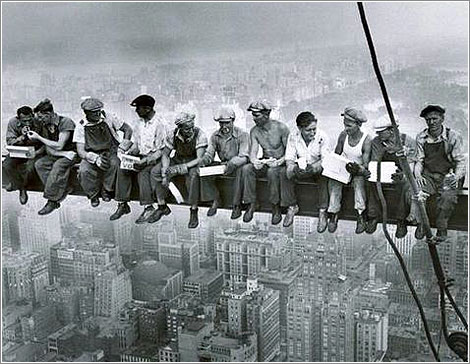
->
<box><xmin>286</xmin><ymin>165</ymin><xmax>296</xmax><ymax>180</ymax></box>
<box><xmin>265</xmin><ymin>158</ymin><xmax>278</xmax><ymax>168</ymax></box>
<box><xmin>307</xmin><ymin>161</ymin><xmax>323</xmax><ymax>175</ymax></box>
<box><xmin>199</xmin><ymin>155</ymin><xmax>211</xmax><ymax>167</ymax></box>
<box><xmin>133</xmin><ymin>158</ymin><xmax>148</xmax><ymax>171</ymax></box>
<box><xmin>63</xmin><ymin>151</ymin><xmax>77</xmax><ymax>161</ymax></box>
<box><xmin>21</xmin><ymin>126</ymin><xmax>31</xmax><ymax>135</ymax></box>
<box><xmin>443</xmin><ymin>173</ymin><xmax>457</xmax><ymax>190</ymax></box>
<box><xmin>167</xmin><ymin>164</ymin><xmax>188</xmax><ymax>177</ymax></box>
<box><xmin>253</xmin><ymin>159</ymin><xmax>264</xmax><ymax>170</ymax></box>
<box><xmin>119</xmin><ymin>139</ymin><xmax>133</xmax><ymax>153</ymax></box>
<box><xmin>391</xmin><ymin>171</ymin><xmax>404</xmax><ymax>183</ymax></box>
<box><xmin>96</xmin><ymin>154</ymin><xmax>110</xmax><ymax>170</ymax></box>
<box><xmin>27</xmin><ymin>131</ymin><xmax>40</xmax><ymax>141</ymax></box>
<box><xmin>224</xmin><ymin>161</ymin><xmax>236</xmax><ymax>175</ymax></box>
<box><xmin>359</xmin><ymin>166</ymin><xmax>371</xmax><ymax>179</ymax></box>
<box><xmin>414</xmin><ymin>171</ymin><xmax>426</xmax><ymax>189</ymax></box>
<box><xmin>346</xmin><ymin>162</ymin><xmax>361</xmax><ymax>175</ymax></box>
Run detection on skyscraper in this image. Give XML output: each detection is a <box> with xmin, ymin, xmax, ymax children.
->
<box><xmin>94</xmin><ymin>267</ymin><xmax>132</xmax><ymax>318</ymax></box>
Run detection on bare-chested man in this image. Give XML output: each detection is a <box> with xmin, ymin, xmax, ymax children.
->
<box><xmin>241</xmin><ymin>100</ymin><xmax>290</xmax><ymax>224</ymax></box>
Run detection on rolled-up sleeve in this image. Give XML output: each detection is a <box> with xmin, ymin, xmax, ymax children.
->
<box><xmin>238</xmin><ymin>131</ymin><xmax>250</xmax><ymax>158</ymax></box>
<box><xmin>6</xmin><ymin>118</ymin><xmax>19</xmax><ymax>145</ymax></box>
<box><xmin>415</xmin><ymin>133</ymin><xmax>426</xmax><ymax>171</ymax></box>
<box><xmin>196</xmin><ymin>130</ymin><xmax>208</xmax><ymax>149</ymax></box>
<box><xmin>203</xmin><ymin>134</ymin><xmax>217</xmax><ymax>163</ymax></box>
<box><xmin>450</xmin><ymin>131</ymin><xmax>467</xmax><ymax>180</ymax></box>
<box><xmin>72</xmin><ymin>123</ymin><xmax>85</xmax><ymax>144</ymax></box>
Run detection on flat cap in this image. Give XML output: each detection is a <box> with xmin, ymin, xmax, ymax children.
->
<box><xmin>374</xmin><ymin>115</ymin><xmax>397</xmax><ymax>132</ymax></box>
<box><xmin>81</xmin><ymin>98</ymin><xmax>104</xmax><ymax>112</ymax></box>
<box><xmin>247</xmin><ymin>100</ymin><xmax>272</xmax><ymax>112</ymax></box>
<box><xmin>342</xmin><ymin>107</ymin><xmax>367</xmax><ymax>123</ymax></box>
<box><xmin>175</xmin><ymin>112</ymin><xmax>196</xmax><ymax>126</ymax></box>
<box><xmin>214</xmin><ymin>106</ymin><xmax>236</xmax><ymax>122</ymax></box>
<box><xmin>420</xmin><ymin>104</ymin><xmax>445</xmax><ymax>117</ymax></box>
<box><xmin>34</xmin><ymin>98</ymin><xmax>53</xmax><ymax>113</ymax></box>
<box><xmin>130</xmin><ymin>94</ymin><xmax>155</xmax><ymax>108</ymax></box>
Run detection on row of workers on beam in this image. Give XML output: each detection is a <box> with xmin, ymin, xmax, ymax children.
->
<box><xmin>4</xmin><ymin>96</ymin><xmax>466</xmax><ymax>238</ymax></box>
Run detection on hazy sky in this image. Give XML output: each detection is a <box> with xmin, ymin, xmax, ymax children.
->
<box><xmin>2</xmin><ymin>1</ymin><xmax>469</xmax><ymax>65</ymax></box>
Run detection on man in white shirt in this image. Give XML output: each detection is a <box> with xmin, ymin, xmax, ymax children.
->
<box><xmin>74</xmin><ymin>98</ymin><xmax>133</xmax><ymax>207</ymax></box>
<box><xmin>283</xmin><ymin>111</ymin><xmax>330</xmax><ymax>229</ymax></box>
<box><xmin>110</xmin><ymin>94</ymin><xmax>172</xmax><ymax>223</ymax></box>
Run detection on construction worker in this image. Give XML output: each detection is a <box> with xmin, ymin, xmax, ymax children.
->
<box><xmin>241</xmin><ymin>100</ymin><xmax>290</xmax><ymax>224</ymax></box>
<box><xmin>110</xmin><ymin>94</ymin><xmax>172</xmax><ymax>223</ymax></box>
<box><xmin>199</xmin><ymin>106</ymin><xmax>250</xmax><ymax>219</ymax></box>
<box><xmin>366</xmin><ymin>116</ymin><xmax>416</xmax><ymax>237</ymax></box>
<box><xmin>327</xmin><ymin>107</ymin><xmax>371</xmax><ymax>233</ymax></box>
<box><xmin>413</xmin><ymin>105</ymin><xmax>466</xmax><ymax>239</ymax></box>
<box><xmin>3</xmin><ymin>106</ymin><xmax>44</xmax><ymax>205</ymax></box>
<box><xmin>283</xmin><ymin>111</ymin><xmax>330</xmax><ymax>229</ymax></box>
<box><xmin>27</xmin><ymin>99</ymin><xmax>78</xmax><ymax>215</ymax></box>
<box><xmin>151</xmin><ymin>112</ymin><xmax>215</xmax><ymax>228</ymax></box>
<box><xmin>74</xmin><ymin>98</ymin><xmax>133</xmax><ymax>207</ymax></box>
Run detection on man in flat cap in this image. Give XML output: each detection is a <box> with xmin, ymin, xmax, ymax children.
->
<box><xmin>283</xmin><ymin>111</ymin><xmax>331</xmax><ymax>229</ymax></box>
<box><xmin>27</xmin><ymin>99</ymin><xmax>78</xmax><ymax>215</ymax></box>
<box><xmin>199</xmin><ymin>106</ymin><xmax>250</xmax><ymax>218</ymax></box>
<box><xmin>366</xmin><ymin>116</ymin><xmax>416</xmax><ymax>237</ymax></box>
<box><xmin>241</xmin><ymin>100</ymin><xmax>290</xmax><ymax>224</ymax></box>
<box><xmin>110</xmin><ymin>94</ymin><xmax>172</xmax><ymax>224</ymax></box>
<box><xmin>151</xmin><ymin>112</ymin><xmax>215</xmax><ymax>228</ymax></box>
<box><xmin>413</xmin><ymin>104</ymin><xmax>466</xmax><ymax>239</ymax></box>
<box><xmin>327</xmin><ymin>107</ymin><xmax>371</xmax><ymax>233</ymax></box>
<box><xmin>74</xmin><ymin>98</ymin><xmax>133</xmax><ymax>207</ymax></box>
<box><xmin>3</xmin><ymin>106</ymin><xmax>44</xmax><ymax>205</ymax></box>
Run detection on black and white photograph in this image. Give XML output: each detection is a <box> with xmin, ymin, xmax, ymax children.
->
<box><xmin>1</xmin><ymin>1</ymin><xmax>468</xmax><ymax>362</ymax></box>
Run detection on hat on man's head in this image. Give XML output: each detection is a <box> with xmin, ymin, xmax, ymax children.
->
<box><xmin>34</xmin><ymin>98</ymin><xmax>54</xmax><ymax>113</ymax></box>
<box><xmin>175</xmin><ymin>112</ymin><xmax>196</xmax><ymax>126</ymax></box>
<box><xmin>247</xmin><ymin>100</ymin><xmax>272</xmax><ymax>112</ymax></box>
<box><xmin>419</xmin><ymin>104</ymin><xmax>445</xmax><ymax>118</ymax></box>
<box><xmin>214</xmin><ymin>107</ymin><xmax>236</xmax><ymax>122</ymax></box>
<box><xmin>81</xmin><ymin>98</ymin><xmax>104</xmax><ymax>112</ymax></box>
<box><xmin>342</xmin><ymin>107</ymin><xmax>367</xmax><ymax>124</ymax></box>
<box><xmin>374</xmin><ymin>115</ymin><xmax>398</xmax><ymax>132</ymax></box>
<box><xmin>130</xmin><ymin>94</ymin><xmax>155</xmax><ymax>108</ymax></box>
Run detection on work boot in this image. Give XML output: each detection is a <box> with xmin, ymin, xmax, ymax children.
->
<box><xmin>355</xmin><ymin>213</ymin><xmax>367</xmax><ymax>234</ymax></box>
<box><xmin>436</xmin><ymin>229</ymin><xmax>448</xmax><ymax>239</ymax></box>
<box><xmin>19</xmin><ymin>190</ymin><xmax>28</xmax><ymax>205</ymax></box>
<box><xmin>148</xmin><ymin>205</ymin><xmax>172</xmax><ymax>223</ymax></box>
<box><xmin>283</xmin><ymin>204</ymin><xmax>299</xmax><ymax>227</ymax></box>
<box><xmin>90</xmin><ymin>196</ymin><xmax>100</xmax><ymax>208</ymax></box>
<box><xmin>207</xmin><ymin>199</ymin><xmax>219</xmax><ymax>217</ymax></box>
<box><xmin>231</xmin><ymin>205</ymin><xmax>242</xmax><ymax>220</ymax></box>
<box><xmin>271</xmin><ymin>204</ymin><xmax>282</xmax><ymax>225</ymax></box>
<box><xmin>188</xmin><ymin>208</ymin><xmax>199</xmax><ymax>229</ymax></box>
<box><xmin>135</xmin><ymin>205</ymin><xmax>155</xmax><ymax>224</ymax></box>
<box><xmin>38</xmin><ymin>200</ymin><xmax>60</xmax><ymax>215</ymax></box>
<box><xmin>366</xmin><ymin>218</ymin><xmax>379</xmax><ymax>234</ymax></box>
<box><xmin>328</xmin><ymin>213</ymin><xmax>339</xmax><ymax>233</ymax></box>
<box><xmin>5</xmin><ymin>183</ymin><xmax>15</xmax><ymax>192</ymax></box>
<box><xmin>101</xmin><ymin>190</ymin><xmax>112</xmax><ymax>202</ymax></box>
<box><xmin>243</xmin><ymin>203</ymin><xmax>256</xmax><ymax>223</ymax></box>
<box><xmin>415</xmin><ymin>224</ymin><xmax>425</xmax><ymax>240</ymax></box>
<box><xmin>110</xmin><ymin>202</ymin><xmax>131</xmax><ymax>221</ymax></box>
<box><xmin>317</xmin><ymin>209</ymin><xmax>328</xmax><ymax>233</ymax></box>
<box><xmin>395</xmin><ymin>220</ymin><xmax>408</xmax><ymax>239</ymax></box>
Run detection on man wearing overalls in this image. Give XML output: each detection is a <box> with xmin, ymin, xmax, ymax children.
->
<box><xmin>199</xmin><ymin>106</ymin><xmax>250</xmax><ymax>219</ymax></box>
<box><xmin>27</xmin><ymin>99</ymin><xmax>78</xmax><ymax>215</ymax></box>
<box><xmin>151</xmin><ymin>112</ymin><xmax>215</xmax><ymax>229</ymax></box>
<box><xmin>110</xmin><ymin>94</ymin><xmax>171</xmax><ymax>224</ymax></box>
<box><xmin>4</xmin><ymin>106</ymin><xmax>44</xmax><ymax>205</ymax></box>
<box><xmin>74</xmin><ymin>98</ymin><xmax>133</xmax><ymax>207</ymax></box>
<box><xmin>414</xmin><ymin>105</ymin><xmax>466</xmax><ymax>239</ymax></box>
<box><xmin>327</xmin><ymin>107</ymin><xmax>371</xmax><ymax>234</ymax></box>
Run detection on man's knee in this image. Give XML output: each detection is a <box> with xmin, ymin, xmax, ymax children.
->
<box><xmin>266</xmin><ymin>166</ymin><xmax>281</xmax><ymax>179</ymax></box>
<box><xmin>34</xmin><ymin>156</ymin><xmax>48</xmax><ymax>171</ymax></box>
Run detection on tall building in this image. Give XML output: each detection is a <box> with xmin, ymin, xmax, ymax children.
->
<box><xmin>50</xmin><ymin>237</ymin><xmax>121</xmax><ymax>287</ymax></box>
<box><xmin>227</xmin><ymin>287</ymin><xmax>249</xmax><ymax>337</ymax></box>
<box><xmin>158</xmin><ymin>234</ymin><xmax>200</xmax><ymax>278</ymax></box>
<box><xmin>354</xmin><ymin>310</ymin><xmax>388</xmax><ymax>362</ymax></box>
<box><xmin>94</xmin><ymin>267</ymin><xmax>132</xmax><ymax>318</ymax></box>
<box><xmin>216</xmin><ymin>228</ymin><xmax>291</xmax><ymax>285</ymax></box>
<box><xmin>18</xmin><ymin>207</ymin><xmax>62</xmax><ymax>256</ymax></box>
<box><xmin>183</xmin><ymin>268</ymin><xmax>224</xmax><ymax>304</ymax></box>
<box><xmin>112</xmin><ymin>218</ymin><xmax>134</xmax><ymax>254</ymax></box>
<box><xmin>246</xmin><ymin>280</ymin><xmax>281</xmax><ymax>361</ymax></box>
<box><xmin>45</xmin><ymin>284</ymin><xmax>80</xmax><ymax>324</ymax></box>
<box><xmin>2</xmin><ymin>251</ymin><xmax>49</xmax><ymax>305</ymax></box>
<box><xmin>387</xmin><ymin>225</ymin><xmax>416</xmax><ymax>268</ymax></box>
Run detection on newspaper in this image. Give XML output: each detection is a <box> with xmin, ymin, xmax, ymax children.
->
<box><xmin>6</xmin><ymin>146</ymin><xmax>36</xmax><ymax>159</ymax></box>
<box><xmin>321</xmin><ymin>152</ymin><xmax>352</xmax><ymax>184</ymax></box>
<box><xmin>119</xmin><ymin>154</ymin><xmax>141</xmax><ymax>171</ymax></box>
<box><xmin>200</xmin><ymin>164</ymin><xmax>226</xmax><ymax>176</ymax></box>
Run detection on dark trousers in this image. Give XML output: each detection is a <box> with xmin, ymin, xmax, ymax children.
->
<box><xmin>151</xmin><ymin>162</ymin><xmax>217</xmax><ymax>205</ymax></box>
<box><xmin>242</xmin><ymin>164</ymin><xmax>287</xmax><ymax>206</ymax></box>
<box><xmin>281</xmin><ymin>166</ymin><xmax>329</xmax><ymax>209</ymax></box>
<box><xmin>367</xmin><ymin>180</ymin><xmax>410</xmax><ymax>221</ymax></box>
<box><xmin>35</xmin><ymin>154</ymin><xmax>79</xmax><ymax>202</ymax></box>
<box><xmin>202</xmin><ymin>165</ymin><xmax>244</xmax><ymax>207</ymax></box>
<box><xmin>3</xmin><ymin>155</ymin><xmax>37</xmax><ymax>190</ymax></box>
<box><xmin>421</xmin><ymin>171</ymin><xmax>458</xmax><ymax>229</ymax></box>
<box><xmin>79</xmin><ymin>153</ymin><xmax>120</xmax><ymax>199</ymax></box>
<box><xmin>115</xmin><ymin>162</ymin><xmax>156</xmax><ymax>205</ymax></box>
